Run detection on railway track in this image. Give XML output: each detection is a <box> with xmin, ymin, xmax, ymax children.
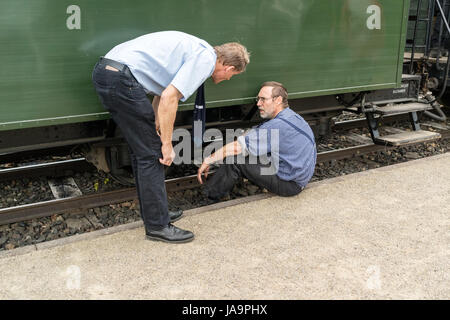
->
<box><xmin>0</xmin><ymin>174</ymin><xmax>200</xmax><ymax>225</ymax></box>
<box><xmin>1</xmin><ymin>112</ymin><xmax>449</xmax><ymax>227</ymax></box>
<box><xmin>1</xmin><ymin>123</ymin><xmax>449</xmax><ymax>226</ymax></box>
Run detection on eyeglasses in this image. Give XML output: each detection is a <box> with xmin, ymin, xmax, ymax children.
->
<box><xmin>255</xmin><ymin>95</ymin><xmax>278</xmax><ymax>103</ymax></box>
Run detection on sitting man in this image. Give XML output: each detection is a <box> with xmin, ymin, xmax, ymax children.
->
<box><xmin>197</xmin><ymin>81</ymin><xmax>317</xmax><ymax>199</ymax></box>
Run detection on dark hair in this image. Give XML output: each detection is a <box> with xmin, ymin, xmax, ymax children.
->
<box><xmin>261</xmin><ymin>81</ymin><xmax>288</xmax><ymax>108</ymax></box>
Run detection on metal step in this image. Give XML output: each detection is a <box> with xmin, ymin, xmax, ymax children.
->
<box><xmin>373</xmin><ymin>102</ymin><xmax>433</xmax><ymax>115</ymax></box>
<box><xmin>404</xmin><ymin>52</ymin><xmax>449</xmax><ymax>63</ymax></box>
<box><xmin>375</xmin><ymin>130</ymin><xmax>441</xmax><ymax>146</ymax></box>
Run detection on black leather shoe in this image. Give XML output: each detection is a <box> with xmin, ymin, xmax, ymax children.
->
<box><xmin>169</xmin><ymin>210</ymin><xmax>183</xmax><ymax>222</ymax></box>
<box><xmin>146</xmin><ymin>224</ymin><xmax>194</xmax><ymax>243</ymax></box>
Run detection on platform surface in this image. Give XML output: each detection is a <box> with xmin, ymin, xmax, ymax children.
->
<box><xmin>0</xmin><ymin>153</ymin><xmax>449</xmax><ymax>299</ymax></box>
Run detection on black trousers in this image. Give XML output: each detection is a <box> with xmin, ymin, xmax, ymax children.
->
<box><xmin>205</xmin><ymin>158</ymin><xmax>303</xmax><ymax>199</ymax></box>
<box><xmin>92</xmin><ymin>59</ymin><xmax>169</xmax><ymax>230</ymax></box>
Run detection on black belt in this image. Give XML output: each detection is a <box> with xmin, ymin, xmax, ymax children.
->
<box><xmin>99</xmin><ymin>57</ymin><xmax>134</xmax><ymax>78</ymax></box>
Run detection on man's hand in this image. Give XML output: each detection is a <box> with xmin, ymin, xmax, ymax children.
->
<box><xmin>197</xmin><ymin>161</ymin><xmax>211</xmax><ymax>184</ymax></box>
<box><xmin>159</xmin><ymin>143</ymin><xmax>175</xmax><ymax>166</ymax></box>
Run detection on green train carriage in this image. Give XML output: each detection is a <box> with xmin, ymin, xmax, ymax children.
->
<box><xmin>0</xmin><ymin>0</ymin><xmax>445</xmax><ymax>180</ymax></box>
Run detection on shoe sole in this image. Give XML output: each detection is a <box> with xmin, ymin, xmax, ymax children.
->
<box><xmin>146</xmin><ymin>234</ymin><xmax>194</xmax><ymax>244</ymax></box>
<box><xmin>170</xmin><ymin>215</ymin><xmax>183</xmax><ymax>223</ymax></box>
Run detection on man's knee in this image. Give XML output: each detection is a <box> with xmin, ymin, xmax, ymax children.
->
<box><xmin>277</xmin><ymin>184</ymin><xmax>303</xmax><ymax>197</ymax></box>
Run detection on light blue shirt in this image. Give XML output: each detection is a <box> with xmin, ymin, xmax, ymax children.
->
<box><xmin>105</xmin><ymin>31</ymin><xmax>217</xmax><ymax>102</ymax></box>
<box><xmin>237</xmin><ymin>108</ymin><xmax>317</xmax><ymax>187</ymax></box>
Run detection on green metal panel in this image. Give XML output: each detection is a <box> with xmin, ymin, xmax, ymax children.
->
<box><xmin>0</xmin><ymin>0</ymin><xmax>409</xmax><ymax>131</ymax></box>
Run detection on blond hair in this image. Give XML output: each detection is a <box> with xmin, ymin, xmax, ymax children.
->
<box><xmin>214</xmin><ymin>42</ymin><xmax>250</xmax><ymax>72</ymax></box>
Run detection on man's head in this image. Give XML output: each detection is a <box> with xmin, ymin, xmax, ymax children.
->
<box><xmin>256</xmin><ymin>81</ymin><xmax>289</xmax><ymax>119</ymax></box>
<box><xmin>211</xmin><ymin>43</ymin><xmax>250</xmax><ymax>84</ymax></box>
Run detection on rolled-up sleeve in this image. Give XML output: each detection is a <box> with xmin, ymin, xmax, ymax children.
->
<box><xmin>237</xmin><ymin>135</ymin><xmax>249</xmax><ymax>156</ymax></box>
<box><xmin>170</xmin><ymin>50</ymin><xmax>216</xmax><ymax>102</ymax></box>
<box><xmin>239</xmin><ymin>127</ymin><xmax>277</xmax><ymax>157</ymax></box>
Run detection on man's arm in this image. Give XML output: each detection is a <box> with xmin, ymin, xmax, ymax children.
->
<box><xmin>152</xmin><ymin>96</ymin><xmax>161</xmax><ymax>135</ymax></box>
<box><xmin>197</xmin><ymin>140</ymin><xmax>243</xmax><ymax>184</ymax></box>
<box><xmin>158</xmin><ymin>84</ymin><xmax>183</xmax><ymax>166</ymax></box>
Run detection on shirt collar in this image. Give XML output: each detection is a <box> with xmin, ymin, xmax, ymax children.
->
<box><xmin>273</xmin><ymin>107</ymin><xmax>290</xmax><ymax>120</ymax></box>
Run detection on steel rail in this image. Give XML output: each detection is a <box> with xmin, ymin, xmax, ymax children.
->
<box><xmin>0</xmin><ymin>174</ymin><xmax>201</xmax><ymax>225</ymax></box>
<box><xmin>316</xmin><ymin>143</ymin><xmax>392</xmax><ymax>163</ymax></box>
<box><xmin>0</xmin><ymin>158</ymin><xmax>95</xmax><ymax>182</ymax></box>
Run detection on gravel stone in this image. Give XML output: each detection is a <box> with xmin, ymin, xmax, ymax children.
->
<box><xmin>85</xmin><ymin>213</ymin><xmax>104</xmax><ymax>229</ymax></box>
<box><xmin>35</xmin><ymin>235</ymin><xmax>46</xmax><ymax>243</ymax></box>
<box><xmin>405</xmin><ymin>152</ymin><xmax>421</xmax><ymax>159</ymax></box>
<box><xmin>4</xmin><ymin>243</ymin><xmax>15</xmax><ymax>250</ymax></box>
<box><xmin>94</xmin><ymin>207</ymin><xmax>109</xmax><ymax>220</ymax></box>
<box><xmin>247</xmin><ymin>185</ymin><xmax>260</xmax><ymax>195</ymax></box>
<box><xmin>65</xmin><ymin>217</ymin><xmax>92</xmax><ymax>231</ymax></box>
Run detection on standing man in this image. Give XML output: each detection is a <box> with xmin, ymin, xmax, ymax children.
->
<box><xmin>92</xmin><ymin>31</ymin><xmax>249</xmax><ymax>243</ymax></box>
<box><xmin>198</xmin><ymin>81</ymin><xmax>316</xmax><ymax>199</ymax></box>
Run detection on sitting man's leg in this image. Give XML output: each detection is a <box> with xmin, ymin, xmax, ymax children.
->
<box><xmin>203</xmin><ymin>159</ymin><xmax>241</xmax><ymax>200</ymax></box>
<box><xmin>205</xmin><ymin>157</ymin><xmax>303</xmax><ymax>200</ymax></box>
